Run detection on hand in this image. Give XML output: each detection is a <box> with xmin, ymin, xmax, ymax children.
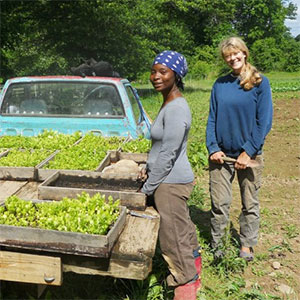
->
<box><xmin>235</xmin><ymin>152</ymin><xmax>250</xmax><ymax>169</ymax></box>
<box><xmin>209</xmin><ymin>151</ymin><xmax>225</xmax><ymax>164</ymax></box>
<box><xmin>137</xmin><ymin>167</ymin><xmax>147</xmax><ymax>182</ymax></box>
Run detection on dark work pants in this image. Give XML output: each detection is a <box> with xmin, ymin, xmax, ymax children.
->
<box><xmin>209</xmin><ymin>155</ymin><xmax>264</xmax><ymax>249</ymax></box>
<box><xmin>154</xmin><ymin>182</ymin><xmax>199</xmax><ymax>287</ymax></box>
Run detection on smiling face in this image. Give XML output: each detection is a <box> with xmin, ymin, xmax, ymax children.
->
<box><xmin>150</xmin><ymin>64</ymin><xmax>176</xmax><ymax>92</ymax></box>
<box><xmin>223</xmin><ymin>47</ymin><xmax>246</xmax><ymax>75</ymax></box>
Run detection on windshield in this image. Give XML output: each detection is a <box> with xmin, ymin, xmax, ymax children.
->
<box><xmin>0</xmin><ymin>81</ymin><xmax>125</xmax><ymax>117</ymax></box>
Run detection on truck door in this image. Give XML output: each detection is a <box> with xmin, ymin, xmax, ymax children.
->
<box><xmin>124</xmin><ymin>85</ymin><xmax>151</xmax><ymax>139</ymax></box>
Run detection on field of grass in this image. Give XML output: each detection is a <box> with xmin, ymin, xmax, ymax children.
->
<box><xmin>0</xmin><ymin>72</ymin><xmax>299</xmax><ymax>300</ymax></box>
<box><xmin>133</xmin><ymin>71</ymin><xmax>300</xmax><ymax>300</ymax></box>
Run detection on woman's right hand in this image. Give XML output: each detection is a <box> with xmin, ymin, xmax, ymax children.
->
<box><xmin>209</xmin><ymin>151</ymin><xmax>225</xmax><ymax>164</ymax></box>
<box><xmin>137</xmin><ymin>167</ymin><xmax>148</xmax><ymax>182</ymax></box>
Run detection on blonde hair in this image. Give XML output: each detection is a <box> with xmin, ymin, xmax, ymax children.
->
<box><xmin>219</xmin><ymin>37</ymin><xmax>262</xmax><ymax>90</ymax></box>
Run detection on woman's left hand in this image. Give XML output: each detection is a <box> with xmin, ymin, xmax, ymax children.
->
<box><xmin>235</xmin><ymin>152</ymin><xmax>251</xmax><ymax>169</ymax></box>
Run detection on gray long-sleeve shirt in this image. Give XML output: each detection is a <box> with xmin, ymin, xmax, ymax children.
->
<box><xmin>141</xmin><ymin>97</ymin><xmax>194</xmax><ymax>195</ymax></box>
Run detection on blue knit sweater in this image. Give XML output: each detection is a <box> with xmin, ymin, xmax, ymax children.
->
<box><xmin>206</xmin><ymin>74</ymin><xmax>273</xmax><ymax>158</ymax></box>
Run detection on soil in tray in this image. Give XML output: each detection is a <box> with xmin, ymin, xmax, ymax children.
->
<box><xmin>51</xmin><ymin>175</ymin><xmax>142</xmax><ymax>191</ymax></box>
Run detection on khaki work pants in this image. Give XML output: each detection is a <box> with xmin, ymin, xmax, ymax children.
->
<box><xmin>154</xmin><ymin>182</ymin><xmax>199</xmax><ymax>287</ymax></box>
<box><xmin>209</xmin><ymin>155</ymin><xmax>264</xmax><ymax>249</ymax></box>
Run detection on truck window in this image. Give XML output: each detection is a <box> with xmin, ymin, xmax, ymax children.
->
<box><xmin>0</xmin><ymin>82</ymin><xmax>125</xmax><ymax>117</ymax></box>
<box><xmin>125</xmin><ymin>85</ymin><xmax>142</xmax><ymax>124</ymax></box>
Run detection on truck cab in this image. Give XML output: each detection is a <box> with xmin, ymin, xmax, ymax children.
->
<box><xmin>0</xmin><ymin>76</ymin><xmax>151</xmax><ymax>139</ymax></box>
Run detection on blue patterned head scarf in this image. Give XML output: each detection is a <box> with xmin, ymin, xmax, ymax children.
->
<box><xmin>152</xmin><ymin>50</ymin><xmax>188</xmax><ymax>78</ymax></box>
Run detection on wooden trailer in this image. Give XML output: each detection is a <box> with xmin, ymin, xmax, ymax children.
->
<box><xmin>0</xmin><ymin>179</ymin><xmax>160</xmax><ymax>286</ymax></box>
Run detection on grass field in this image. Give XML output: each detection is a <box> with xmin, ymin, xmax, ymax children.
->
<box><xmin>0</xmin><ymin>72</ymin><xmax>299</xmax><ymax>300</ymax></box>
<box><xmin>137</xmin><ymin>71</ymin><xmax>300</xmax><ymax>300</ymax></box>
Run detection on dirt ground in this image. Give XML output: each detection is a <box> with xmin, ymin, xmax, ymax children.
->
<box><xmin>199</xmin><ymin>96</ymin><xmax>300</xmax><ymax>299</ymax></box>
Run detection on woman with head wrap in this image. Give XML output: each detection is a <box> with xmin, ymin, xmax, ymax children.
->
<box><xmin>139</xmin><ymin>51</ymin><xmax>201</xmax><ymax>300</ymax></box>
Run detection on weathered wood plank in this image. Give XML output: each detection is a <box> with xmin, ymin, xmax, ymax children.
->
<box><xmin>63</xmin><ymin>258</ymin><xmax>151</xmax><ymax>280</ymax></box>
<box><xmin>0</xmin><ymin>180</ymin><xmax>27</xmax><ymax>201</ymax></box>
<box><xmin>0</xmin><ymin>166</ymin><xmax>35</xmax><ymax>180</ymax></box>
<box><xmin>112</xmin><ymin>207</ymin><xmax>160</xmax><ymax>261</ymax></box>
<box><xmin>38</xmin><ymin>172</ymin><xmax>147</xmax><ymax>210</ymax></box>
<box><xmin>118</xmin><ymin>152</ymin><xmax>148</xmax><ymax>163</ymax></box>
<box><xmin>63</xmin><ymin>207</ymin><xmax>160</xmax><ymax>280</ymax></box>
<box><xmin>14</xmin><ymin>181</ymin><xmax>39</xmax><ymax>200</ymax></box>
<box><xmin>0</xmin><ymin>250</ymin><xmax>62</xmax><ymax>285</ymax></box>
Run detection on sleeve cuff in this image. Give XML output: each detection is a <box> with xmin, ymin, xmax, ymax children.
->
<box><xmin>141</xmin><ymin>185</ymin><xmax>153</xmax><ymax>196</ymax></box>
<box><xmin>207</xmin><ymin>144</ymin><xmax>221</xmax><ymax>156</ymax></box>
<box><xmin>242</xmin><ymin>141</ymin><xmax>257</xmax><ymax>157</ymax></box>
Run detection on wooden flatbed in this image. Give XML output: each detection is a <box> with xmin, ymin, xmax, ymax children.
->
<box><xmin>0</xmin><ymin>180</ymin><xmax>160</xmax><ymax>286</ymax></box>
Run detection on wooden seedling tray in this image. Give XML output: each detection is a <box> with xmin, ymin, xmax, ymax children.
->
<box><xmin>36</xmin><ymin>137</ymin><xmax>92</xmax><ymax>181</ymax></box>
<box><xmin>97</xmin><ymin>150</ymin><xmax>148</xmax><ymax>173</ymax></box>
<box><xmin>38</xmin><ymin>171</ymin><xmax>146</xmax><ymax>210</ymax></box>
<box><xmin>0</xmin><ymin>149</ymin><xmax>57</xmax><ymax>181</ymax></box>
<box><xmin>36</xmin><ymin>138</ymin><xmax>121</xmax><ymax>181</ymax></box>
<box><xmin>36</xmin><ymin>149</ymin><xmax>97</xmax><ymax>181</ymax></box>
<box><xmin>0</xmin><ymin>199</ymin><xmax>126</xmax><ymax>258</ymax></box>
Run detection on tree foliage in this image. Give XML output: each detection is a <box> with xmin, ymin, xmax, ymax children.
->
<box><xmin>251</xmin><ymin>38</ymin><xmax>285</xmax><ymax>72</ymax></box>
<box><xmin>234</xmin><ymin>0</ymin><xmax>295</xmax><ymax>44</ymax></box>
<box><xmin>0</xmin><ymin>0</ymin><xmax>299</xmax><ymax>81</ymax></box>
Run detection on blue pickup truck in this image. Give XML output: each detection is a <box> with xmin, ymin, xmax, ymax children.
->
<box><xmin>0</xmin><ymin>76</ymin><xmax>151</xmax><ymax>138</ymax></box>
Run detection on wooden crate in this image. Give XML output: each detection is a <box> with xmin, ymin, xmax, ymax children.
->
<box><xmin>38</xmin><ymin>171</ymin><xmax>146</xmax><ymax>210</ymax></box>
<box><xmin>37</xmin><ymin>157</ymin><xmax>103</xmax><ymax>182</ymax></box>
<box><xmin>0</xmin><ymin>149</ymin><xmax>56</xmax><ymax>181</ymax></box>
<box><xmin>0</xmin><ymin>179</ymin><xmax>160</xmax><ymax>281</ymax></box>
<box><xmin>37</xmin><ymin>152</ymin><xmax>109</xmax><ymax>181</ymax></box>
<box><xmin>0</xmin><ymin>200</ymin><xmax>126</xmax><ymax>258</ymax></box>
<box><xmin>98</xmin><ymin>150</ymin><xmax>148</xmax><ymax>172</ymax></box>
<box><xmin>37</xmin><ymin>138</ymin><xmax>122</xmax><ymax>181</ymax></box>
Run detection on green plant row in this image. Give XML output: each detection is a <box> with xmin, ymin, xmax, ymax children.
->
<box><xmin>121</xmin><ymin>136</ymin><xmax>151</xmax><ymax>153</ymax></box>
<box><xmin>270</xmin><ymin>81</ymin><xmax>300</xmax><ymax>92</ymax></box>
<box><xmin>0</xmin><ymin>193</ymin><xmax>120</xmax><ymax>235</ymax></box>
<box><xmin>44</xmin><ymin>134</ymin><xmax>125</xmax><ymax>170</ymax></box>
<box><xmin>0</xmin><ymin>130</ymin><xmax>82</xmax><ymax>150</ymax></box>
<box><xmin>0</xmin><ymin>133</ymin><xmax>151</xmax><ymax>170</ymax></box>
<box><xmin>0</xmin><ymin>149</ymin><xmax>53</xmax><ymax>167</ymax></box>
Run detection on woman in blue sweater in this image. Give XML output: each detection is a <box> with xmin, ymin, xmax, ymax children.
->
<box><xmin>206</xmin><ymin>37</ymin><xmax>273</xmax><ymax>261</ymax></box>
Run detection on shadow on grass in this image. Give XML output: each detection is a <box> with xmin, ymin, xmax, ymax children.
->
<box><xmin>189</xmin><ymin>204</ymin><xmax>241</xmax><ymax>249</ymax></box>
<box><xmin>189</xmin><ymin>204</ymin><xmax>211</xmax><ymax>243</ymax></box>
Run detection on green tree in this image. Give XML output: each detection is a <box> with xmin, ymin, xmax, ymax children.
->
<box><xmin>2</xmin><ymin>37</ymin><xmax>68</xmax><ymax>77</ymax></box>
<box><xmin>281</xmin><ymin>37</ymin><xmax>300</xmax><ymax>71</ymax></box>
<box><xmin>0</xmin><ymin>0</ymin><xmax>196</xmax><ymax>80</ymax></box>
<box><xmin>234</xmin><ymin>0</ymin><xmax>297</xmax><ymax>44</ymax></box>
<box><xmin>251</xmin><ymin>38</ymin><xmax>285</xmax><ymax>72</ymax></box>
<box><xmin>156</xmin><ymin>0</ymin><xmax>238</xmax><ymax>46</ymax></box>
<box><xmin>188</xmin><ymin>45</ymin><xmax>217</xmax><ymax>78</ymax></box>
<box><xmin>0</xmin><ymin>0</ymin><xmax>298</xmax><ymax>80</ymax></box>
